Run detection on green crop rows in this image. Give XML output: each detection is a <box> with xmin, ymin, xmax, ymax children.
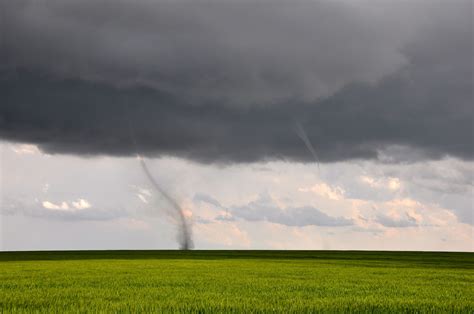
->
<box><xmin>0</xmin><ymin>250</ymin><xmax>472</xmax><ymax>313</ymax></box>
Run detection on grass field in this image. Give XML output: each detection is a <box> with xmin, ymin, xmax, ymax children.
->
<box><xmin>0</xmin><ymin>250</ymin><xmax>473</xmax><ymax>313</ymax></box>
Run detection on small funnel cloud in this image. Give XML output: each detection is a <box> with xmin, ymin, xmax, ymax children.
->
<box><xmin>139</xmin><ymin>157</ymin><xmax>193</xmax><ymax>250</ymax></box>
<box><xmin>294</xmin><ymin>121</ymin><xmax>320</xmax><ymax>171</ymax></box>
<box><xmin>294</xmin><ymin>121</ymin><xmax>328</xmax><ymax>249</ymax></box>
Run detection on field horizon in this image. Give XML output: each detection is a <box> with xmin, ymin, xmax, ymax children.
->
<box><xmin>0</xmin><ymin>249</ymin><xmax>474</xmax><ymax>262</ymax></box>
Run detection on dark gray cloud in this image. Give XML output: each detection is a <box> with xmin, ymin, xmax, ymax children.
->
<box><xmin>0</xmin><ymin>0</ymin><xmax>472</xmax><ymax>163</ymax></box>
<box><xmin>1</xmin><ymin>0</ymin><xmax>415</xmax><ymax>104</ymax></box>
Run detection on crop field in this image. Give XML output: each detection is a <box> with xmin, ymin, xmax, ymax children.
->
<box><xmin>0</xmin><ymin>250</ymin><xmax>473</xmax><ymax>313</ymax></box>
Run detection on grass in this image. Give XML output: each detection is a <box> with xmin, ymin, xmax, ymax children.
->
<box><xmin>0</xmin><ymin>250</ymin><xmax>473</xmax><ymax>313</ymax></box>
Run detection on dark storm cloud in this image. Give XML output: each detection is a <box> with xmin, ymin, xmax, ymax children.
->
<box><xmin>1</xmin><ymin>0</ymin><xmax>414</xmax><ymax>104</ymax></box>
<box><xmin>0</xmin><ymin>0</ymin><xmax>472</xmax><ymax>163</ymax></box>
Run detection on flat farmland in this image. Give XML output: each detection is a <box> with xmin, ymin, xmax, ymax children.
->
<box><xmin>0</xmin><ymin>250</ymin><xmax>472</xmax><ymax>313</ymax></box>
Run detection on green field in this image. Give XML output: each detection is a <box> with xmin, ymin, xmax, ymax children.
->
<box><xmin>0</xmin><ymin>250</ymin><xmax>473</xmax><ymax>313</ymax></box>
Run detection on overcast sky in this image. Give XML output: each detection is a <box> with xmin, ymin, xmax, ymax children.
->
<box><xmin>1</xmin><ymin>0</ymin><xmax>472</xmax><ymax>251</ymax></box>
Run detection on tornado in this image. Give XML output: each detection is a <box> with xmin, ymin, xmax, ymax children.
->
<box><xmin>124</xmin><ymin>105</ymin><xmax>193</xmax><ymax>250</ymax></box>
<box><xmin>139</xmin><ymin>157</ymin><xmax>193</xmax><ymax>250</ymax></box>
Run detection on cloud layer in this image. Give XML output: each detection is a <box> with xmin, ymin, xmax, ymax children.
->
<box><xmin>0</xmin><ymin>0</ymin><xmax>472</xmax><ymax>163</ymax></box>
<box><xmin>197</xmin><ymin>192</ymin><xmax>353</xmax><ymax>227</ymax></box>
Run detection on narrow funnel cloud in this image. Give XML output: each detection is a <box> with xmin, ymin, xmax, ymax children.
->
<box><xmin>294</xmin><ymin>121</ymin><xmax>329</xmax><ymax>249</ymax></box>
<box><xmin>294</xmin><ymin>121</ymin><xmax>321</xmax><ymax>171</ymax></box>
<box><xmin>139</xmin><ymin>157</ymin><xmax>193</xmax><ymax>250</ymax></box>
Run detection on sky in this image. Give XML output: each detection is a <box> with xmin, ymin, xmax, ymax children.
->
<box><xmin>0</xmin><ymin>0</ymin><xmax>473</xmax><ymax>251</ymax></box>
